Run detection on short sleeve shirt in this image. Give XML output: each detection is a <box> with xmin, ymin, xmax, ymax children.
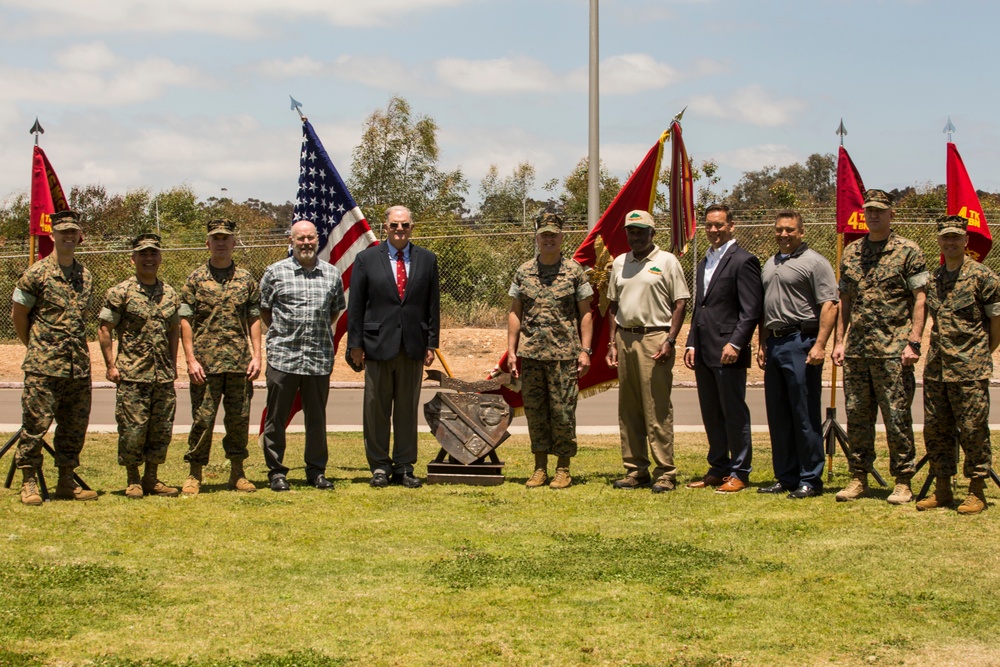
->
<box><xmin>839</xmin><ymin>232</ymin><xmax>929</xmax><ymax>358</ymax></box>
<box><xmin>12</xmin><ymin>255</ymin><xmax>92</xmax><ymax>378</ymax></box>
<box><xmin>180</xmin><ymin>262</ymin><xmax>261</xmax><ymax>374</ymax></box>
<box><xmin>925</xmin><ymin>260</ymin><xmax>1000</xmax><ymax>382</ymax></box>
<box><xmin>99</xmin><ymin>277</ymin><xmax>181</xmax><ymax>383</ymax></box>
<box><xmin>761</xmin><ymin>244</ymin><xmax>838</xmax><ymax>330</ymax></box>
<box><xmin>509</xmin><ymin>256</ymin><xmax>593</xmax><ymax>361</ymax></box>
<box><xmin>608</xmin><ymin>245</ymin><xmax>690</xmax><ymax>328</ymax></box>
<box><xmin>260</xmin><ymin>256</ymin><xmax>346</xmax><ymax>375</ymax></box>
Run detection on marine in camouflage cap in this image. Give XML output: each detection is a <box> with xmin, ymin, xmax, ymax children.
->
<box><xmin>863</xmin><ymin>189</ymin><xmax>894</xmax><ymax>210</ymax></box>
<box><xmin>937</xmin><ymin>214</ymin><xmax>969</xmax><ymax>236</ymax></box>
<box><xmin>50</xmin><ymin>209</ymin><xmax>82</xmax><ymax>232</ymax></box>
<box><xmin>132</xmin><ymin>232</ymin><xmax>162</xmax><ymax>251</ymax></box>
<box><xmin>508</xmin><ymin>209</ymin><xmax>594</xmax><ymax>487</ymax></box>
<box><xmin>178</xmin><ymin>213</ymin><xmax>261</xmax><ymax>494</ymax></box>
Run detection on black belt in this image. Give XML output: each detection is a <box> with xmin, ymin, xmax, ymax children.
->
<box><xmin>620</xmin><ymin>326</ymin><xmax>670</xmax><ymax>335</ymax></box>
<box><xmin>768</xmin><ymin>324</ymin><xmax>818</xmax><ymax>338</ymax></box>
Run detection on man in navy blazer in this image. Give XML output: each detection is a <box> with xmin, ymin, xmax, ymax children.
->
<box><xmin>684</xmin><ymin>204</ymin><xmax>763</xmax><ymax>493</ymax></box>
<box><xmin>348</xmin><ymin>205</ymin><xmax>440</xmax><ymax>489</ymax></box>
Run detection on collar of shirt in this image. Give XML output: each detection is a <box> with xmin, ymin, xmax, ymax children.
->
<box><xmin>773</xmin><ymin>242</ymin><xmax>809</xmax><ymax>264</ymax></box>
<box><xmin>290</xmin><ymin>255</ymin><xmax>323</xmax><ymax>274</ymax></box>
<box><xmin>387</xmin><ymin>243</ymin><xmax>412</xmax><ymax>262</ymax></box>
<box><xmin>626</xmin><ymin>244</ymin><xmax>661</xmax><ymax>264</ymax></box>
<box><xmin>706</xmin><ymin>238</ymin><xmax>736</xmax><ymax>264</ymax></box>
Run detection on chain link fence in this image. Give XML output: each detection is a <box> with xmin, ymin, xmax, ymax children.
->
<box><xmin>1</xmin><ymin>207</ymin><xmax>997</xmax><ymax>340</ymax></box>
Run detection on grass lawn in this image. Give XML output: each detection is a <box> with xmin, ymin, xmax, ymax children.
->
<box><xmin>1</xmin><ymin>431</ymin><xmax>999</xmax><ymax>667</ymax></box>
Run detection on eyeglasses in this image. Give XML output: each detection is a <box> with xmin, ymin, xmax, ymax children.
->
<box><xmin>387</xmin><ymin>222</ymin><xmax>412</xmax><ymax>230</ymax></box>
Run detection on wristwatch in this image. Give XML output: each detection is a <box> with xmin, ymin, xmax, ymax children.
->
<box><xmin>907</xmin><ymin>340</ymin><xmax>921</xmax><ymax>354</ymax></box>
<box><xmin>666</xmin><ymin>337</ymin><xmax>676</xmax><ymax>346</ymax></box>
<box><xmin>582</xmin><ymin>347</ymin><xmax>593</xmax><ymax>355</ymax></box>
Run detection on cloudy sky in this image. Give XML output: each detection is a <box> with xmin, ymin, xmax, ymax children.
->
<box><xmin>1</xmin><ymin>0</ymin><xmax>998</xmax><ymax>210</ymax></box>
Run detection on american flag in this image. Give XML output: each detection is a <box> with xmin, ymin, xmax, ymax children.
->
<box><xmin>293</xmin><ymin>119</ymin><xmax>379</xmax><ymax>348</ymax></box>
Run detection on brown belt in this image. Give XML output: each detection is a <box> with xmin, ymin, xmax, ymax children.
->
<box><xmin>619</xmin><ymin>326</ymin><xmax>670</xmax><ymax>335</ymax></box>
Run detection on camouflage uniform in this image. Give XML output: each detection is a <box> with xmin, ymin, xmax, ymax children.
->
<box><xmin>12</xmin><ymin>254</ymin><xmax>92</xmax><ymax>470</ymax></box>
<box><xmin>509</xmin><ymin>256</ymin><xmax>592</xmax><ymax>456</ymax></box>
<box><xmin>840</xmin><ymin>232</ymin><xmax>929</xmax><ymax>477</ymax></box>
<box><xmin>100</xmin><ymin>276</ymin><xmax>180</xmax><ymax>467</ymax></box>
<box><xmin>180</xmin><ymin>262</ymin><xmax>260</xmax><ymax>465</ymax></box>
<box><xmin>923</xmin><ymin>259</ymin><xmax>1000</xmax><ymax>479</ymax></box>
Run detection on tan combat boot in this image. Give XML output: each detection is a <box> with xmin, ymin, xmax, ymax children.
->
<box><xmin>915</xmin><ymin>477</ymin><xmax>953</xmax><ymax>511</ymax></box>
<box><xmin>525</xmin><ymin>452</ymin><xmax>548</xmax><ymax>488</ymax></box>
<box><xmin>20</xmin><ymin>468</ymin><xmax>42</xmax><ymax>506</ymax></box>
<box><xmin>887</xmin><ymin>475</ymin><xmax>913</xmax><ymax>505</ymax></box>
<box><xmin>957</xmin><ymin>478</ymin><xmax>987</xmax><ymax>515</ymax></box>
<box><xmin>227</xmin><ymin>459</ymin><xmax>256</xmax><ymax>492</ymax></box>
<box><xmin>182</xmin><ymin>464</ymin><xmax>203</xmax><ymax>496</ymax></box>
<box><xmin>835</xmin><ymin>472</ymin><xmax>869</xmax><ymax>502</ymax></box>
<box><xmin>125</xmin><ymin>465</ymin><xmax>144</xmax><ymax>499</ymax></box>
<box><xmin>549</xmin><ymin>456</ymin><xmax>572</xmax><ymax>489</ymax></box>
<box><xmin>54</xmin><ymin>466</ymin><xmax>97</xmax><ymax>501</ymax></box>
<box><xmin>142</xmin><ymin>462</ymin><xmax>179</xmax><ymax>497</ymax></box>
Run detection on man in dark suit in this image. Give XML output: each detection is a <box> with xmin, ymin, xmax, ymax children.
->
<box><xmin>348</xmin><ymin>205</ymin><xmax>440</xmax><ymax>489</ymax></box>
<box><xmin>684</xmin><ymin>204</ymin><xmax>763</xmax><ymax>494</ymax></box>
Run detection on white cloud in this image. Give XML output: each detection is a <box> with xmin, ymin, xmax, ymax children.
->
<box><xmin>0</xmin><ymin>43</ymin><xmax>210</xmax><ymax>106</ymax></box>
<box><xmin>1</xmin><ymin>0</ymin><xmax>472</xmax><ymax>37</ymax></box>
<box><xmin>689</xmin><ymin>85</ymin><xmax>807</xmax><ymax>127</ymax></box>
<box><xmin>255</xmin><ymin>56</ymin><xmax>328</xmax><ymax>79</ymax></box>
<box><xmin>712</xmin><ymin>144</ymin><xmax>799</xmax><ymax>171</ymax></box>
<box><xmin>566</xmin><ymin>54</ymin><xmax>681</xmax><ymax>94</ymax></box>
<box><xmin>435</xmin><ymin>57</ymin><xmax>558</xmax><ymax>94</ymax></box>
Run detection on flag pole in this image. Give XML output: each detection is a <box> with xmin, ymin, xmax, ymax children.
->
<box><xmin>28</xmin><ymin>118</ymin><xmax>44</xmax><ymax>265</ymax></box>
<box><xmin>825</xmin><ymin>119</ymin><xmax>849</xmax><ymax>481</ymax></box>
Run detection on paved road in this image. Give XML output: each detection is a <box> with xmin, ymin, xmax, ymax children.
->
<box><xmin>4</xmin><ymin>384</ymin><xmax>1000</xmax><ymax>434</ymax></box>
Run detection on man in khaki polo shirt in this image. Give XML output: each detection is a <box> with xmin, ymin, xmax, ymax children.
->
<box><xmin>605</xmin><ymin>210</ymin><xmax>690</xmax><ymax>492</ymax></box>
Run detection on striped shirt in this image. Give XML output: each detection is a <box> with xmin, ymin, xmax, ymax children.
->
<box><xmin>260</xmin><ymin>256</ymin><xmax>345</xmax><ymax>376</ymax></box>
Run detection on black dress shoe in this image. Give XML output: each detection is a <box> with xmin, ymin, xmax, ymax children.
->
<box><xmin>787</xmin><ymin>485</ymin><xmax>821</xmax><ymax>499</ymax></box>
<box><xmin>370</xmin><ymin>472</ymin><xmax>389</xmax><ymax>488</ymax></box>
<box><xmin>391</xmin><ymin>472</ymin><xmax>423</xmax><ymax>489</ymax></box>
<box><xmin>757</xmin><ymin>481</ymin><xmax>787</xmax><ymax>494</ymax></box>
<box><xmin>269</xmin><ymin>475</ymin><xmax>290</xmax><ymax>492</ymax></box>
<box><xmin>309</xmin><ymin>475</ymin><xmax>335</xmax><ymax>490</ymax></box>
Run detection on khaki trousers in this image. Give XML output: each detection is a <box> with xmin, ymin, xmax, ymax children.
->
<box><xmin>616</xmin><ymin>330</ymin><xmax>676</xmax><ymax>482</ymax></box>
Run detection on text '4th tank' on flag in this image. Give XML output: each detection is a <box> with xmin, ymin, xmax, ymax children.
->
<box><xmin>259</xmin><ymin>119</ymin><xmax>378</xmax><ymax>434</ymax></box>
<box><xmin>29</xmin><ymin>146</ymin><xmax>68</xmax><ymax>261</ymax></box>
<box><xmin>835</xmin><ymin>146</ymin><xmax>867</xmax><ymax>246</ymax></box>
<box><xmin>492</xmin><ymin>129</ymin><xmax>672</xmax><ymax>411</ymax></box>
<box><xmin>947</xmin><ymin>142</ymin><xmax>992</xmax><ymax>262</ymax></box>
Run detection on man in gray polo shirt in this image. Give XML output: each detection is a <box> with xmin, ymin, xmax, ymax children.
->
<box><xmin>756</xmin><ymin>210</ymin><xmax>838</xmax><ymax>498</ymax></box>
<box><xmin>259</xmin><ymin>220</ymin><xmax>346</xmax><ymax>492</ymax></box>
<box><xmin>606</xmin><ymin>210</ymin><xmax>689</xmax><ymax>492</ymax></box>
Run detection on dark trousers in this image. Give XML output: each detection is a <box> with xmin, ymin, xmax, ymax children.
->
<box><xmin>695</xmin><ymin>363</ymin><xmax>752</xmax><ymax>482</ymax></box>
<box><xmin>363</xmin><ymin>353</ymin><xmax>423</xmax><ymax>475</ymax></box>
<box><xmin>764</xmin><ymin>332</ymin><xmax>825</xmax><ymax>491</ymax></box>
<box><xmin>262</xmin><ymin>366</ymin><xmax>330</xmax><ymax>481</ymax></box>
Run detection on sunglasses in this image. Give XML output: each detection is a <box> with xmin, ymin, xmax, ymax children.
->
<box><xmin>387</xmin><ymin>222</ymin><xmax>412</xmax><ymax>230</ymax></box>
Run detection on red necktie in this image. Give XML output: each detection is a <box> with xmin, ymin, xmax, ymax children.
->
<box><xmin>395</xmin><ymin>249</ymin><xmax>407</xmax><ymax>300</ymax></box>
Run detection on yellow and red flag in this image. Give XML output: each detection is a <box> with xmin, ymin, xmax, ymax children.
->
<box><xmin>946</xmin><ymin>142</ymin><xmax>992</xmax><ymax>262</ymax></box>
<box><xmin>29</xmin><ymin>146</ymin><xmax>68</xmax><ymax>261</ymax></box>
<box><xmin>835</xmin><ymin>146</ymin><xmax>867</xmax><ymax>245</ymax></box>
<box><xmin>668</xmin><ymin>120</ymin><xmax>695</xmax><ymax>256</ymax></box>
<box><xmin>493</xmin><ymin>129</ymin><xmax>672</xmax><ymax>409</ymax></box>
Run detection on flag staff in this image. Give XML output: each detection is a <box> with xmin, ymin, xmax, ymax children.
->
<box><xmin>943</xmin><ymin>116</ymin><xmax>956</xmax><ymax>142</ymax></box>
<box><xmin>28</xmin><ymin>119</ymin><xmax>45</xmax><ymax>265</ymax></box>
<box><xmin>290</xmin><ymin>95</ymin><xmax>305</xmax><ymax>121</ymax></box>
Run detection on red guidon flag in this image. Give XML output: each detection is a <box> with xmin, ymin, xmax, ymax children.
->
<box><xmin>668</xmin><ymin>120</ymin><xmax>695</xmax><ymax>256</ymax></box>
<box><xmin>492</xmin><ymin>130</ymin><xmax>671</xmax><ymax>411</ymax></box>
<box><xmin>29</xmin><ymin>146</ymin><xmax>69</xmax><ymax>261</ymax></box>
<box><xmin>835</xmin><ymin>146</ymin><xmax>867</xmax><ymax>246</ymax></box>
<box><xmin>947</xmin><ymin>142</ymin><xmax>992</xmax><ymax>262</ymax></box>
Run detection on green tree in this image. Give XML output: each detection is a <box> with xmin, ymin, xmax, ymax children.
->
<box><xmin>0</xmin><ymin>190</ymin><xmax>30</xmax><ymax>244</ymax></box>
<box><xmin>655</xmin><ymin>157</ymin><xmax>725</xmax><ymax>213</ymax></box>
<box><xmin>548</xmin><ymin>158</ymin><xmax>622</xmax><ymax>222</ymax></box>
<box><xmin>69</xmin><ymin>184</ymin><xmax>153</xmax><ymax>240</ymax></box>
<box><xmin>348</xmin><ymin>95</ymin><xmax>468</xmax><ymax>222</ymax></box>
<box><xmin>478</xmin><ymin>161</ymin><xmax>536</xmax><ymax>225</ymax></box>
<box><xmin>726</xmin><ymin>152</ymin><xmax>836</xmax><ymax>214</ymax></box>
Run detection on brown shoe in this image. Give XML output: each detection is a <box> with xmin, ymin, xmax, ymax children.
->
<box><xmin>182</xmin><ymin>464</ymin><xmax>203</xmax><ymax>496</ymax></box>
<box><xmin>549</xmin><ymin>468</ymin><xmax>572</xmax><ymax>489</ymax></box>
<box><xmin>715</xmin><ymin>476</ymin><xmax>746</xmax><ymax>494</ymax></box>
<box><xmin>54</xmin><ymin>466</ymin><xmax>97</xmax><ymax>501</ymax></box>
<box><xmin>125</xmin><ymin>465</ymin><xmax>143</xmax><ymax>499</ymax></box>
<box><xmin>958</xmin><ymin>478</ymin><xmax>987</xmax><ymax>515</ymax></box>
<box><xmin>142</xmin><ymin>463</ymin><xmax>179</xmax><ymax>497</ymax></box>
<box><xmin>686</xmin><ymin>474</ymin><xmax>724</xmax><ymax>489</ymax></box>
<box><xmin>612</xmin><ymin>473</ymin><xmax>652</xmax><ymax>489</ymax></box>
<box><xmin>916</xmin><ymin>477</ymin><xmax>953</xmax><ymax>511</ymax></box>
<box><xmin>886</xmin><ymin>476</ymin><xmax>913</xmax><ymax>505</ymax></box>
<box><xmin>227</xmin><ymin>459</ymin><xmax>256</xmax><ymax>492</ymax></box>
<box><xmin>20</xmin><ymin>469</ymin><xmax>42</xmax><ymax>506</ymax></box>
<box><xmin>525</xmin><ymin>468</ymin><xmax>549</xmax><ymax>488</ymax></box>
<box><xmin>651</xmin><ymin>478</ymin><xmax>676</xmax><ymax>493</ymax></box>
<box><xmin>835</xmin><ymin>473</ymin><xmax>869</xmax><ymax>502</ymax></box>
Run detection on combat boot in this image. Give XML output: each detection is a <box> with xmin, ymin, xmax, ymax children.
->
<box><xmin>525</xmin><ymin>452</ymin><xmax>548</xmax><ymax>488</ymax></box>
<box><xmin>182</xmin><ymin>464</ymin><xmax>203</xmax><ymax>496</ymax></box>
<box><xmin>916</xmin><ymin>477</ymin><xmax>953</xmax><ymax>511</ymax></box>
<box><xmin>20</xmin><ymin>468</ymin><xmax>42</xmax><ymax>506</ymax></box>
<box><xmin>549</xmin><ymin>456</ymin><xmax>572</xmax><ymax>489</ymax></box>
<box><xmin>142</xmin><ymin>463</ymin><xmax>180</xmax><ymax>497</ymax></box>
<box><xmin>887</xmin><ymin>475</ymin><xmax>913</xmax><ymax>505</ymax></box>
<box><xmin>125</xmin><ymin>465</ymin><xmax>143</xmax><ymax>499</ymax></box>
<box><xmin>54</xmin><ymin>466</ymin><xmax>97</xmax><ymax>501</ymax></box>
<box><xmin>835</xmin><ymin>472</ymin><xmax>869</xmax><ymax>502</ymax></box>
<box><xmin>227</xmin><ymin>459</ymin><xmax>256</xmax><ymax>493</ymax></box>
<box><xmin>957</xmin><ymin>478</ymin><xmax>987</xmax><ymax>515</ymax></box>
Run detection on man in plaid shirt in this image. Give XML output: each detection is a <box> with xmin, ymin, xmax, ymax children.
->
<box><xmin>259</xmin><ymin>220</ymin><xmax>345</xmax><ymax>492</ymax></box>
